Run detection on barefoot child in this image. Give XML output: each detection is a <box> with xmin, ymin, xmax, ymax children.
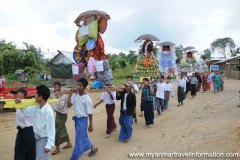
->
<box><xmin>94</xmin><ymin>86</ymin><xmax>117</xmax><ymax>138</ymax></box>
<box><xmin>19</xmin><ymin>85</ymin><xmax>55</xmax><ymax>160</ymax></box>
<box><xmin>68</xmin><ymin>78</ymin><xmax>98</xmax><ymax>159</ymax></box>
<box><xmin>12</xmin><ymin>88</ymin><xmax>36</xmax><ymax>160</ymax></box>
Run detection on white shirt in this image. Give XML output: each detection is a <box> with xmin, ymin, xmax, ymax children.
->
<box><xmin>156</xmin><ymin>82</ymin><xmax>166</xmax><ymax>99</ymax></box>
<box><xmin>165</xmin><ymin>83</ymin><xmax>174</xmax><ymax>96</ymax></box>
<box><xmin>16</xmin><ymin>109</ymin><xmax>33</xmax><ymax>129</ymax></box>
<box><xmin>101</xmin><ymin>91</ymin><xmax>116</xmax><ymax>105</ymax></box>
<box><xmin>177</xmin><ymin>78</ymin><xmax>186</xmax><ymax>92</ymax></box>
<box><xmin>51</xmin><ymin>94</ymin><xmax>69</xmax><ymax>114</ymax></box>
<box><xmin>123</xmin><ymin>93</ymin><xmax>128</xmax><ymax>111</ymax></box>
<box><xmin>184</xmin><ymin>77</ymin><xmax>189</xmax><ymax>82</ymax></box>
<box><xmin>21</xmin><ymin>103</ymin><xmax>55</xmax><ymax>149</ymax></box>
<box><xmin>131</xmin><ymin>84</ymin><xmax>139</xmax><ymax>94</ymax></box>
<box><xmin>71</xmin><ymin>94</ymin><xmax>93</xmax><ymax>118</ymax></box>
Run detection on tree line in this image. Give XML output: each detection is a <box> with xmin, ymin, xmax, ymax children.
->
<box><xmin>0</xmin><ymin>40</ymin><xmax>48</xmax><ymax>77</ymax></box>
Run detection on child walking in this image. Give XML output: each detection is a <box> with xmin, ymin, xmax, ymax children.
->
<box><xmin>68</xmin><ymin>78</ymin><xmax>98</xmax><ymax>159</ymax></box>
<box><xmin>94</xmin><ymin>86</ymin><xmax>117</xmax><ymax>138</ymax></box>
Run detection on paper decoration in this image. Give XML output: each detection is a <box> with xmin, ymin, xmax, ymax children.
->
<box><xmin>80</xmin><ymin>26</ymin><xmax>89</xmax><ymax>36</ymax></box>
<box><xmin>72</xmin><ymin>65</ymin><xmax>79</xmax><ymax>74</ymax></box>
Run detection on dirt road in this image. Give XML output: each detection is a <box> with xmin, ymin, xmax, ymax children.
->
<box><xmin>0</xmin><ymin>79</ymin><xmax>240</xmax><ymax>160</ymax></box>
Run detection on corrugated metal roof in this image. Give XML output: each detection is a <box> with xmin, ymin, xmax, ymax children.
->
<box><xmin>47</xmin><ymin>50</ymin><xmax>75</xmax><ymax>66</ymax></box>
<box><xmin>213</xmin><ymin>55</ymin><xmax>240</xmax><ymax>64</ymax></box>
<box><xmin>60</xmin><ymin>51</ymin><xmax>75</xmax><ymax>63</ymax></box>
<box><xmin>15</xmin><ymin>70</ymin><xmax>25</xmax><ymax>74</ymax></box>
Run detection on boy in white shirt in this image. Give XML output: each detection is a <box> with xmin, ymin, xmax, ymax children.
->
<box><xmin>164</xmin><ymin>79</ymin><xmax>174</xmax><ymax>109</ymax></box>
<box><xmin>11</xmin><ymin>88</ymin><xmax>36</xmax><ymax>160</ymax></box>
<box><xmin>67</xmin><ymin>78</ymin><xmax>98</xmax><ymax>159</ymax></box>
<box><xmin>156</xmin><ymin>76</ymin><xmax>166</xmax><ymax>114</ymax></box>
<box><xmin>94</xmin><ymin>85</ymin><xmax>117</xmax><ymax>138</ymax></box>
<box><xmin>19</xmin><ymin>85</ymin><xmax>55</xmax><ymax>160</ymax></box>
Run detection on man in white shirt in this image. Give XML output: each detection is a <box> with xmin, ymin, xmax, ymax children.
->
<box><xmin>51</xmin><ymin>82</ymin><xmax>72</xmax><ymax>155</ymax></box>
<box><xmin>127</xmin><ymin>76</ymin><xmax>139</xmax><ymax>123</ymax></box>
<box><xmin>156</xmin><ymin>76</ymin><xmax>166</xmax><ymax>114</ymax></box>
<box><xmin>164</xmin><ymin>79</ymin><xmax>174</xmax><ymax>109</ymax></box>
<box><xmin>177</xmin><ymin>74</ymin><xmax>186</xmax><ymax>106</ymax></box>
<box><xmin>19</xmin><ymin>85</ymin><xmax>55</xmax><ymax>160</ymax></box>
<box><xmin>94</xmin><ymin>85</ymin><xmax>117</xmax><ymax>138</ymax></box>
<box><xmin>11</xmin><ymin>88</ymin><xmax>36</xmax><ymax>160</ymax></box>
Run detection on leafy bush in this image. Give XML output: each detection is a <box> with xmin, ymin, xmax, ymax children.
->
<box><xmin>112</xmin><ymin>65</ymin><xmax>133</xmax><ymax>79</ymax></box>
<box><xmin>5</xmin><ymin>73</ymin><xmax>17</xmax><ymax>80</ymax></box>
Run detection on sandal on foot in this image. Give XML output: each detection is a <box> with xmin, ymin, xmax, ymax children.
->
<box><xmin>62</xmin><ymin>144</ymin><xmax>72</xmax><ymax>149</ymax></box>
<box><xmin>88</xmin><ymin>148</ymin><xmax>99</xmax><ymax>157</ymax></box>
<box><xmin>51</xmin><ymin>149</ymin><xmax>60</xmax><ymax>155</ymax></box>
<box><xmin>112</xmin><ymin>128</ymin><xmax>117</xmax><ymax>132</ymax></box>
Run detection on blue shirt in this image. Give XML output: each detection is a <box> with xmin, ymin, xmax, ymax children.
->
<box><xmin>142</xmin><ymin>86</ymin><xmax>153</xmax><ymax>101</ymax></box>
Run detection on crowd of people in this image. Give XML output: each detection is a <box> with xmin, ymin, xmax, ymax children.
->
<box><xmin>11</xmin><ymin>71</ymin><xmax>225</xmax><ymax>160</ymax></box>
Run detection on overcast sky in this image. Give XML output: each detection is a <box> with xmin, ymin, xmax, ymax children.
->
<box><xmin>0</xmin><ymin>0</ymin><xmax>239</xmax><ymax>58</ymax></box>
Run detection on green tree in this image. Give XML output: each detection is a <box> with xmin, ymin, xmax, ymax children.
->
<box><xmin>0</xmin><ymin>40</ymin><xmax>47</xmax><ymax>77</ymax></box>
<box><xmin>175</xmin><ymin>45</ymin><xmax>183</xmax><ymax>64</ymax></box>
<box><xmin>126</xmin><ymin>50</ymin><xmax>138</xmax><ymax>64</ymax></box>
<box><xmin>110</xmin><ymin>56</ymin><xmax>127</xmax><ymax>70</ymax></box>
<box><xmin>211</xmin><ymin>37</ymin><xmax>236</xmax><ymax>58</ymax></box>
<box><xmin>201</xmin><ymin>49</ymin><xmax>212</xmax><ymax>60</ymax></box>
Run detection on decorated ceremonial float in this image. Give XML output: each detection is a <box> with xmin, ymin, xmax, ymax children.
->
<box><xmin>179</xmin><ymin>46</ymin><xmax>208</xmax><ymax>74</ymax></box>
<box><xmin>158</xmin><ymin>41</ymin><xmax>178</xmax><ymax>79</ymax></box>
<box><xmin>134</xmin><ymin>34</ymin><xmax>161</xmax><ymax>80</ymax></box>
<box><xmin>179</xmin><ymin>46</ymin><xmax>199</xmax><ymax>73</ymax></box>
<box><xmin>73</xmin><ymin>10</ymin><xmax>113</xmax><ymax>89</ymax></box>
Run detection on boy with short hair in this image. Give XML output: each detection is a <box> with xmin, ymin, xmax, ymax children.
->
<box><xmin>94</xmin><ymin>86</ymin><xmax>117</xmax><ymax>138</ymax></box>
<box><xmin>156</xmin><ymin>76</ymin><xmax>166</xmax><ymax>114</ymax></box>
<box><xmin>67</xmin><ymin>78</ymin><xmax>98</xmax><ymax>159</ymax></box>
<box><xmin>19</xmin><ymin>85</ymin><xmax>55</xmax><ymax>160</ymax></box>
<box><xmin>141</xmin><ymin>78</ymin><xmax>154</xmax><ymax>128</ymax></box>
<box><xmin>51</xmin><ymin>82</ymin><xmax>72</xmax><ymax>155</ymax></box>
